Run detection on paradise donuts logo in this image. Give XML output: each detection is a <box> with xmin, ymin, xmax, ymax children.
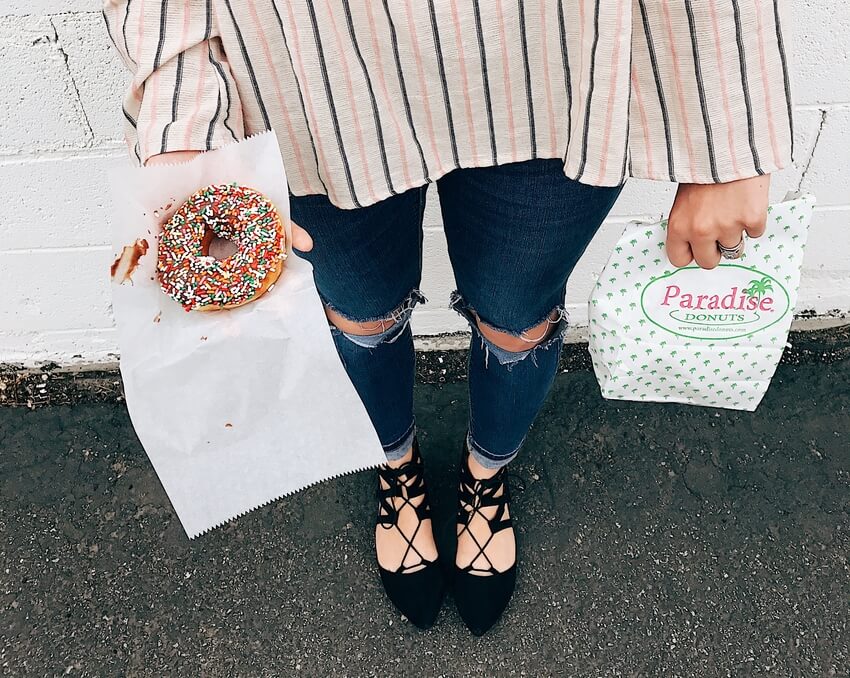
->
<box><xmin>640</xmin><ymin>265</ymin><xmax>790</xmax><ymax>340</ymax></box>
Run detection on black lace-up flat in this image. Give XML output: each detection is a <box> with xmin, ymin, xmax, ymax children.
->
<box><xmin>453</xmin><ymin>442</ymin><xmax>517</xmax><ymax>636</ymax></box>
<box><xmin>375</xmin><ymin>437</ymin><xmax>445</xmax><ymax>629</ymax></box>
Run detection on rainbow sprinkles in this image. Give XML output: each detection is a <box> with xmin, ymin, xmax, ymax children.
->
<box><xmin>157</xmin><ymin>183</ymin><xmax>286</xmax><ymax>311</ymax></box>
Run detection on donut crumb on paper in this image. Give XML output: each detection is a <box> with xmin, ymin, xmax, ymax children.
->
<box><xmin>111</xmin><ymin>239</ymin><xmax>149</xmax><ymax>284</ymax></box>
<box><xmin>153</xmin><ymin>200</ymin><xmax>175</xmax><ymax>219</ymax></box>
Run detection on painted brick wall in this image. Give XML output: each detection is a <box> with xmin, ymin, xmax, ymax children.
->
<box><xmin>0</xmin><ymin>0</ymin><xmax>848</xmax><ymax>366</ymax></box>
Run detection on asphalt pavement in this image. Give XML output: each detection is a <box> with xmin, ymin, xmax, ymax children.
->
<box><xmin>1</xmin><ymin>338</ymin><xmax>848</xmax><ymax>677</ymax></box>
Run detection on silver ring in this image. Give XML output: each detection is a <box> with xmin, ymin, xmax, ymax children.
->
<box><xmin>718</xmin><ymin>235</ymin><xmax>745</xmax><ymax>260</ymax></box>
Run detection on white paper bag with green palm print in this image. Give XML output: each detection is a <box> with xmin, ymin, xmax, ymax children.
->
<box><xmin>588</xmin><ymin>193</ymin><xmax>815</xmax><ymax>411</ymax></box>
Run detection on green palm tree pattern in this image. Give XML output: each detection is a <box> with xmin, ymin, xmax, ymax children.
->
<box><xmin>586</xmin><ymin>195</ymin><xmax>815</xmax><ymax>412</ymax></box>
<box><xmin>742</xmin><ymin>276</ymin><xmax>774</xmax><ymax>301</ymax></box>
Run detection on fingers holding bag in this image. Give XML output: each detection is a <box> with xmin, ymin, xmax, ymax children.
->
<box><xmin>665</xmin><ymin>175</ymin><xmax>771</xmax><ymax>270</ymax></box>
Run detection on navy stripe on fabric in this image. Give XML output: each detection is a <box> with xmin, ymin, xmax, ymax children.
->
<box><xmin>207</xmin><ymin>44</ymin><xmax>239</xmax><ymax>142</ymax></box>
<box><xmin>206</xmin><ymin>45</ymin><xmax>224</xmax><ymax>149</ymax></box>
<box><xmin>472</xmin><ymin>0</ymin><xmax>498</xmax><ymax>164</ymax></box>
<box><xmin>123</xmin><ymin>0</ymin><xmax>137</xmax><ymax>66</ymax></box>
<box><xmin>305</xmin><ymin>0</ymin><xmax>362</xmax><ymax>207</ymax></box>
<box><xmin>381</xmin><ymin>0</ymin><xmax>429</xmax><ymax>182</ymax></box>
<box><xmin>575</xmin><ymin>0</ymin><xmax>601</xmax><ymax>180</ymax></box>
<box><xmin>426</xmin><ymin>0</ymin><xmax>460</xmax><ymax>168</ymax></box>
<box><xmin>732</xmin><ymin>0</ymin><xmax>763</xmax><ymax>175</ymax></box>
<box><xmin>122</xmin><ymin>106</ymin><xmax>142</xmax><ymax>163</ymax></box>
<box><xmin>772</xmin><ymin>0</ymin><xmax>794</xmax><ymax>157</ymax></box>
<box><xmin>517</xmin><ymin>0</ymin><xmax>537</xmax><ymax>158</ymax></box>
<box><xmin>637</xmin><ymin>0</ymin><xmax>676</xmax><ymax>182</ymax></box>
<box><xmin>619</xmin><ymin>45</ymin><xmax>632</xmax><ymax>184</ymax></box>
<box><xmin>557</xmin><ymin>0</ymin><xmax>572</xmax><ymax>158</ymax></box>
<box><xmin>341</xmin><ymin>0</ymin><xmax>396</xmax><ymax>195</ymax></box>
<box><xmin>685</xmin><ymin>0</ymin><xmax>719</xmax><ymax>182</ymax></box>
<box><xmin>221</xmin><ymin>0</ymin><xmax>272</xmax><ymax>131</ymax></box>
<box><xmin>270</xmin><ymin>0</ymin><xmax>329</xmax><ymax>194</ymax></box>
<box><xmin>152</xmin><ymin>0</ymin><xmax>169</xmax><ymax>70</ymax></box>
<box><xmin>160</xmin><ymin>50</ymin><xmax>185</xmax><ymax>153</ymax></box>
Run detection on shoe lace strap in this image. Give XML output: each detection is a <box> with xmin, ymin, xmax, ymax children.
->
<box><xmin>456</xmin><ymin>465</ymin><xmax>512</xmax><ymax>576</ymax></box>
<box><xmin>376</xmin><ymin>453</ymin><xmax>433</xmax><ymax>574</ymax></box>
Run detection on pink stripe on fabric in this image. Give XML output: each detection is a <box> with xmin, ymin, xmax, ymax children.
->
<box><xmin>182</xmin><ymin>45</ymin><xmax>208</xmax><ymax>149</ymax></box>
<box><xmin>494</xmin><ymin>0</ymin><xmax>518</xmax><ymax>161</ymax></box>
<box><xmin>179</xmin><ymin>3</ymin><xmax>191</xmax><ymax>46</ymax></box>
<box><xmin>708</xmin><ymin>0</ymin><xmax>740</xmax><ymax>176</ymax></box>
<box><xmin>324</xmin><ymin>0</ymin><xmax>379</xmax><ymax>203</ymax></box>
<box><xmin>183</xmin><ymin>52</ymin><xmax>207</xmax><ymax>148</ymax></box>
<box><xmin>595</xmin><ymin>0</ymin><xmax>626</xmax><ymax>183</ymax></box>
<box><xmin>630</xmin><ymin>66</ymin><xmax>655</xmax><ymax>178</ymax></box>
<box><xmin>136</xmin><ymin>0</ymin><xmax>145</xmax><ymax>68</ymax></box>
<box><xmin>146</xmin><ymin>1</ymin><xmax>189</xmax><ymax>156</ymax></box>
<box><xmin>133</xmin><ymin>0</ymin><xmax>146</xmax><ymax>103</ymax></box>
<box><xmin>174</xmin><ymin>0</ymin><xmax>192</xmax><ymax>137</ymax></box>
<box><xmin>245</xmin><ymin>0</ymin><xmax>313</xmax><ymax>192</ymax></box>
<box><xmin>143</xmin><ymin>74</ymin><xmax>160</xmax><ymax>159</ymax></box>
<box><xmin>403</xmin><ymin>0</ymin><xmax>445</xmax><ymax>175</ymax></box>
<box><xmin>449</xmin><ymin>0</ymin><xmax>480</xmax><ymax>163</ymax></box>
<box><xmin>538</xmin><ymin>0</ymin><xmax>558</xmax><ymax>154</ymax></box>
<box><xmin>211</xmin><ymin>41</ymin><xmax>245</xmax><ymax>137</ymax></box>
<box><xmin>660</xmin><ymin>0</ymin><xmax>697</xmax><ymax>178</ymax></box>
<box><xmin>125</xmin><ymin>2</ymin><xmax>145</xmax><ymax>104</ymax></box>
<box><xmin>362</xmin><ymin>0</ymin><xmax>412</xmax><ymax>186</ymax></box>
<box><xmin>754</xmin><ymin>0</ymin><xmax>781</xmax><ymax>167</ymax></box>
<box><xmin>140</xmin><ymin>0</ymin><xmax>159</xmax><ymax>159</ymax></box>
<box><xmin>571</xmin><ymin>0</ymin><xmax>586</xmax><ymax>145</ymax></box>
<box><xmin>280</xmin><ymin>0</ymin><xmax>338</xmax><ymax>204</ymax></box>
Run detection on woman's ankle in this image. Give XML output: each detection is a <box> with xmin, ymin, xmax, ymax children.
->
<box><xmin>465</xmin><ymin>443</ymin><xmax>501</xmax><ymax>480</ymax></box>
<box><xmin>384</xmin><ymin>444</ymin><xmax>414</xmax><ymax>469</ymax></box>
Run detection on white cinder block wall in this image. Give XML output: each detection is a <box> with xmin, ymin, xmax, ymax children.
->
<box><xmin>0</xmin><ymin>1</ymin><xmax>848</xmax><ymax>366</ymax></box>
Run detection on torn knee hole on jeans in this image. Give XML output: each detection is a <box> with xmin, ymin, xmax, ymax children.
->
<box><xmin>449</xmin><ymin>290</ymin><xmax>568</xmax><ymax>369</ymax></box>
<box><xmin>326</xmin><ymin>289</ymin><xmax>426</xmax><ymax>349</ymax></box>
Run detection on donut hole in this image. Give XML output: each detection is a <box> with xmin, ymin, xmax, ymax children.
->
<box><xmin>201</xmin><ymin>228</ymin><xmax>239</xmax><ymax>260</ymax></box>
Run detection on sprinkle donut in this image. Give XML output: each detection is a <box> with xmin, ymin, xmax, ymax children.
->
<box><xmin>157</xmin><ymin>183</ymin><xmax>287</xmax><ymax>312</ymax></box>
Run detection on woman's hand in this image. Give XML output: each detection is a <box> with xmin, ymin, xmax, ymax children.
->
<box><xmin>145</xmin><ymin>151</ymin><xmax>314</xmax><ymax>252</ymax></box>
<box><xmin>665</xmin><ymin>175</ymin><xmax>770</xmax><ymax>269</ymax></box>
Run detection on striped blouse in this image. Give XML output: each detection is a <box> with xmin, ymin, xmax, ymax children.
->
<box><xmin>103</xmin><ymin>0</ymin><xmax>794</xmax><ymax>210</ymax></box>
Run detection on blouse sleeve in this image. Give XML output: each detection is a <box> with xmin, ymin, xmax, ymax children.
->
<box><xmin>102</xmin><ymin>0</ymin><xmax>244</xmax><ymax>165</ymax></box>
<box><xmin>628</xmin><ymin>0</ymin><xmax>794</xmax><ymax>184</ymax></box>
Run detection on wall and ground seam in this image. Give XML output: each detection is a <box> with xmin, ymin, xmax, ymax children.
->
<box><xmin>0</xmin><ymin>0</ymin><xmax>848</xmax><ymax>367</ymax></box>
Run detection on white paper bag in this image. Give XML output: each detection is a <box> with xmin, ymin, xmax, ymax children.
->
<box><xmin>108</xmin><ymin>131</ymin><xmax>386</xmax><ymax>538</ymax></box>
<box><xmin>588</xmin><ymin>193</ymin><xmax>816</xmax><ymax>411</ymax></box>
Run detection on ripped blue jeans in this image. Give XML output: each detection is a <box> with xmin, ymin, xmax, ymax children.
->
<box><xmin>291</xmin><ymin>158</ymin><xmax>623</xmax><ymax>469</ymax></box>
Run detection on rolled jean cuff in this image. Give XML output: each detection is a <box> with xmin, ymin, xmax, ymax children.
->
<box><xmin>383</xmin><ymin>421</ymin><xmax>417</xmax><ymax>462</ymax></box>
<box><xmin>466</xmin><ymin>432</ymin><xmax>520</xmax><ymax>470</ymax></box>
